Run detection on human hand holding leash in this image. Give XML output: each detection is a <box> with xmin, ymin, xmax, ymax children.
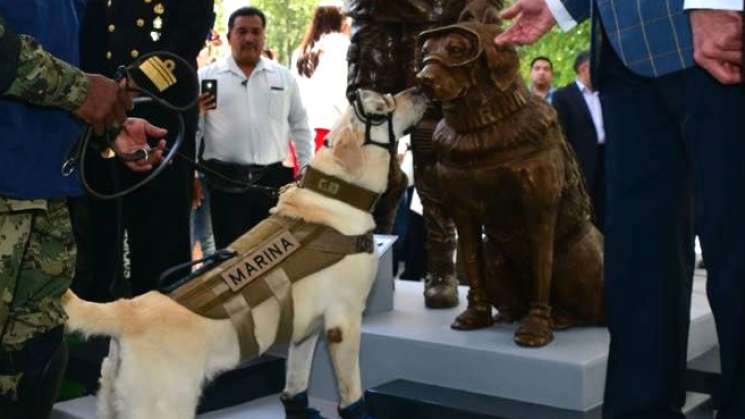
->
<box><xmin>74</xmin><ymin>74</ymin><xmax>133</xmax><ymax>135</ymax></box>
<box><xmin>113</xmin><ymin>117</ymin><xmax>167</xmax><ymax>172</ymax></box>
<box><xmin>690</xmin><ymin>10</ymin><xmax>743</xmax><ymax>85</ymax></box>
<box><xmin>494</xmin><ymin>0</ymin><xmax>556</xmax><ymax>47</ymax></box>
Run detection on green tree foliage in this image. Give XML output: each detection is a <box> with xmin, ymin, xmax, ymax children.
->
<box><xmin>515</xmin><ymin>22</ymin><xmax>590</xmax><ymax>88</ymax></box>
<box><xmin>214</xmin><ymin>0</ymin><xmax>588</xmax><ymax>88</ymax></box>
<box><xmin>214</xmin><ymin>0</ymin><xmax>228</xmax><ymax>35</ymax></box>
<box><xmin>251</xmin><ymin>0</ymin><xmax>317</xmax><ymax>65</ymax></box>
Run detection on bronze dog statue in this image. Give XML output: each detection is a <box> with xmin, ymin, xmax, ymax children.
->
<box><xmin>416</xmin><ymin>12</ymin><xmax>605</xmax><ymax>347</ymax></box>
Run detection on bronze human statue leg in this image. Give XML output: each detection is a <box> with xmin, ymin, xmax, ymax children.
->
<box><xmin>348</xmin><ymin>16</ymin><xmax>459</xmax><ymax>306</ymax></box>
<box><xmin>411</xmin><ymin>118</ymin><xmax>459</xmax><ymax>308</ymax></box>
<box><xmin>347</xmin><ymin>20</ymin><xmax>408</xmax><ymax>234</ymax></box>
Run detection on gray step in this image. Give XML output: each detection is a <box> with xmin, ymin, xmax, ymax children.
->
<box><xmin>53</xmin><ymin>393</ymin><xmax>340</xmax><ymax>419</ymax></box>
<box><xmin>303</xmin><ymin>276</ymin><xmax>717</xmax><ymax>412</ymax></box>
<box><xmin>365</xmin><ymin>380</ymin><xmax>714</xmax><ymax>419</ymax></box>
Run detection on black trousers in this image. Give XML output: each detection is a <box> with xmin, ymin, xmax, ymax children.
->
<box><xmin>599</xmin><ymin>40</ymin><xmax>745</xmax><ymax>419</ymax></box>
<box><xmin>590</xmin><ymin>144</ymin><xmax>605</xmax><ymax>231</ymax></box>
<box><xmin>208</xmin><ymin>163</ymin><xmax>294</xmax><ymax>249</ymax></box>
<box><xmin>0</xmin><ymin>327</ymin><xmax>67</xmax><ymax>419</ymax></box>
<box><xmin>70</xmin><ymin>103</ymin><xmax>196</xmax><ymax>299</ymax></box>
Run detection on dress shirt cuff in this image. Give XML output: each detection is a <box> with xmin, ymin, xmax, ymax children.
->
<box><xmin>684</xmin><ymin>0</ymin><xmax>744</xmax><ymax>10</ymax></box>
<box><xmin>546</xmin><ymin>0</ymin><xmax>579</xmax><ymax>31</ymax></box>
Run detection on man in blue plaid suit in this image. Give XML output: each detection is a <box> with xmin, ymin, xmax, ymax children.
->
<box><xmin>495</xmin><ymin>1</ymin><xmax>743</xmax><ymax>419</ymax></box>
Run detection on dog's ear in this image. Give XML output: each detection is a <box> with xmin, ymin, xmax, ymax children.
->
<box><xmin>332</xmin><ymin>125</ymin><xmax>365</xmax><ymax>176</ymax></box>
<box><xmin>459</xmin><ymin>0</ymin><xmax>504</xmax><ymax>24</ymax></box>
<box><xmin>358</xmin><ymin>89</ymin><xmax>395</xmax><ymax>116</ymax></box>
<box><xmin>483</xmin><ymin>29</ymin><xmax>519</xmax><ymax>91</ymax></box>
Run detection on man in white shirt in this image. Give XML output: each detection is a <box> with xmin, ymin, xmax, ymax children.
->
<box><xmin>551</xmin><ymin>51</ymin><xmax>606</xmax><ymax>230</ymax></box>
<box><xmin>198</xmin><ymin>6</ymin><xmax>313</xmax><ymax>248</ymax></box>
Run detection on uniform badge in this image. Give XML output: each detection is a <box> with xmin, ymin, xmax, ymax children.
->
<box><xmin>153</xmin><ymin>16</ymin><xmax>163</xmax><ymax>29</ymax></box>
<box><xmin>150</xmin><ymin>31</ymin><xmax>161</xmax><ymax>42</ymax></box>
<box><xmin>154</xmin><ymin>3</ymin><xmax>165</xmax><ymax>14</ymax></box>
<box><xmin>139</xmin><ymin>55</ymin><xmax>177</xmax><ymax>92</ymax></box>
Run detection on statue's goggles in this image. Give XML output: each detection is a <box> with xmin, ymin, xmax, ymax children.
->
<box><xmin>418</xmin><ymin>24</ymin><xmax>483</xmax><ymax>68</ymax></box>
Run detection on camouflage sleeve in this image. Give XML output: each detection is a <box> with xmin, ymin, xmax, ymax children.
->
<box><xmin>2</xmin><ymin>34</ymin><xmax>90</xmax><ymax>112</ymax></box>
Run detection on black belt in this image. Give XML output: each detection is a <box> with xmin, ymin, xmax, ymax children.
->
<box><xmin>202</xmin><ymin>160</ymin><xmax>282</xmax><ymax>193</ymax></box>
<box><xmin>0</xmin><ymin>326</ymin><xmax>64</xmax><ymax>374</ymax></box>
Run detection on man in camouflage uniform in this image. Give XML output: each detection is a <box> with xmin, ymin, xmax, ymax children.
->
<box><xmin>346</xmin><ymin>0</ymin><xmax>465</xmax><ymax>308</ymax></box>
<box><xmin>0</xmin><ymin>5</ymin><xmax>163</xmax><ymax>417</ymax></box>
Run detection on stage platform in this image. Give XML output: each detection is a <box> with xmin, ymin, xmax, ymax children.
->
<box><xmin>54</xmin><ymin>265</ymin><xmax>716</xmax><ymax>417</ymax></box>
<box><xmin>302</xmin><ymin>270</ymin><xmax>716</xmax><ymax>412</ymax></box>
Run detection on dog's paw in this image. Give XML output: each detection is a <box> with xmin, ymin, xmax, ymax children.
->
<box><xmin>451</xmin><ymin>305</ymin><xmax>495</xmax><ymax>330</ymax></box>
<box><xmin>280</xmin><ymin>392</ymin><xmax>327</xmax><ymax>419</ymax></box>
<box><xmin>514</xmin><ymin>304</ymin><xmax>554</xmax><ymax>347</ymax></box>
<box><xmin>338</xmin><ymin>398</ymin><xmax>374</xmax><ymax>419</ymax></box>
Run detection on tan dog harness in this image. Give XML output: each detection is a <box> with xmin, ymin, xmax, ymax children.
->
<box><xmin>169</xmin><ymin>170</ymin><xmax>378</xmax><ymax>359</ymax></box>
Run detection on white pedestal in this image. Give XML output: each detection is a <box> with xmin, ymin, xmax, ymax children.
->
<box><xmin>364</xmin><ymin>235</ymin><xmax>396</xmax><ymax>315</ymax></box>
<box><xmin>306</xmin><ymin>274</ymin><xmax>717</xmax><ymax>412</ymax></box>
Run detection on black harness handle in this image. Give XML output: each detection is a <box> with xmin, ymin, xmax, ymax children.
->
<box><xmin>158</xmin><ymin>249</ymin><xmax>237</xmax><ymax>293</ymax></box>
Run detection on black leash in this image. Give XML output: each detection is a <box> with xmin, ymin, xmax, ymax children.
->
<box><xmin>167</xmin><ymin>144</ymin><xmax>279</xmax><ymax>198</ymax></box>
<box><xmin>62</xmin><ymin>51</ymin><xmax>280</xmax><ymax>200</ymax></box>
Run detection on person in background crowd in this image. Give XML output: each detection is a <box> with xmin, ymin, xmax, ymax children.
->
<box><xmin>198</xmin><ymin>7</ymin><xmax>313</xmax><ymax>249</ymax></box>
<box><xmin>529</xmin><ymin>56</ymin><xmax>555</xmax><ymax>101</ymax></box>
<box><xmin>73</xmin><ymin>0</ymin><xmax>215</xmax><ymax>299</ymax></box>
<box><xmin>293</xmin><ymin>0</ymin><xmax>350</xmax><ymax>151</ymax></box>
<box><xmin>0</xmin><ymin>5</ymin><xmax>165</xmax><ymax>416</ymax></box>
<box><xmin>552</xmin><ymin>51</ymin><xmax>606</xmax><ymax>230</ymax></box>
<box><xmin>192</xmin><ymin>30</ymin><xmax>224</xmax><ymax>261</ymax></box>
<box><xmin>497</xmin><ymin>0</ymin><xmax>743</xmax><ymax>418</ymax></box>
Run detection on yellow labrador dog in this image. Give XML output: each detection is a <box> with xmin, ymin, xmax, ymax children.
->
<box><xmin>63</xmin><ymin>88</ymin><xmax>428</xmax><ymax>419</ymax></box>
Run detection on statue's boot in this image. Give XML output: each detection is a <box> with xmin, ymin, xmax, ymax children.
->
<box><xmin>451</xmin><ymin>285</ymin><xmax>494</xmax><ymax>330</ymax></box>
<box><xmin>338</xmin><ymin>398</ymin><xmax>375</xmax><ymax>419</ymax></box>
<box><xmin>424</xmin><ymin>273</ymin><xmax>459</xmax><ymax>308</ymax></box>
<box><xmin>281</xmin><ymin>392</ymin><xmax>326</xmax><ymax>419</ymax></box>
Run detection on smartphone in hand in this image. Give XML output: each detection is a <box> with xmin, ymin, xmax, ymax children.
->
<box><xmin>201</xmin><ymin>79</ymin><xmax>218</xmax><ymax>110</ymax></box>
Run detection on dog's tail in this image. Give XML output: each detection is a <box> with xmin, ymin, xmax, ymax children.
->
<box><xmin>62</xmin><ymin>290</ymin><xmax>126</xmax><ymax>338</ymax></box>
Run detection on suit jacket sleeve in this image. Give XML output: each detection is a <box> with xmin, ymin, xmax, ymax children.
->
<box><xmin>551</xmin><ymin>89</ymin><xmax>573</xmax><ymax>141</ymax></box>
<box><xmin>160</xmin><ymin>0</ymin><xmax>216</xmax><ymax>64</ymax></box>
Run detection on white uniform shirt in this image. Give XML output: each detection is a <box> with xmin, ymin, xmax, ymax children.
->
<box><xmin>575</xmin><ymin>79</ymin><xmax>606</xmax><ymax>144</ymax></box>
<box><xmin>198</xmin><ymin>56</ymin><xmax>313</xmax><ymax>168</ymax></box>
